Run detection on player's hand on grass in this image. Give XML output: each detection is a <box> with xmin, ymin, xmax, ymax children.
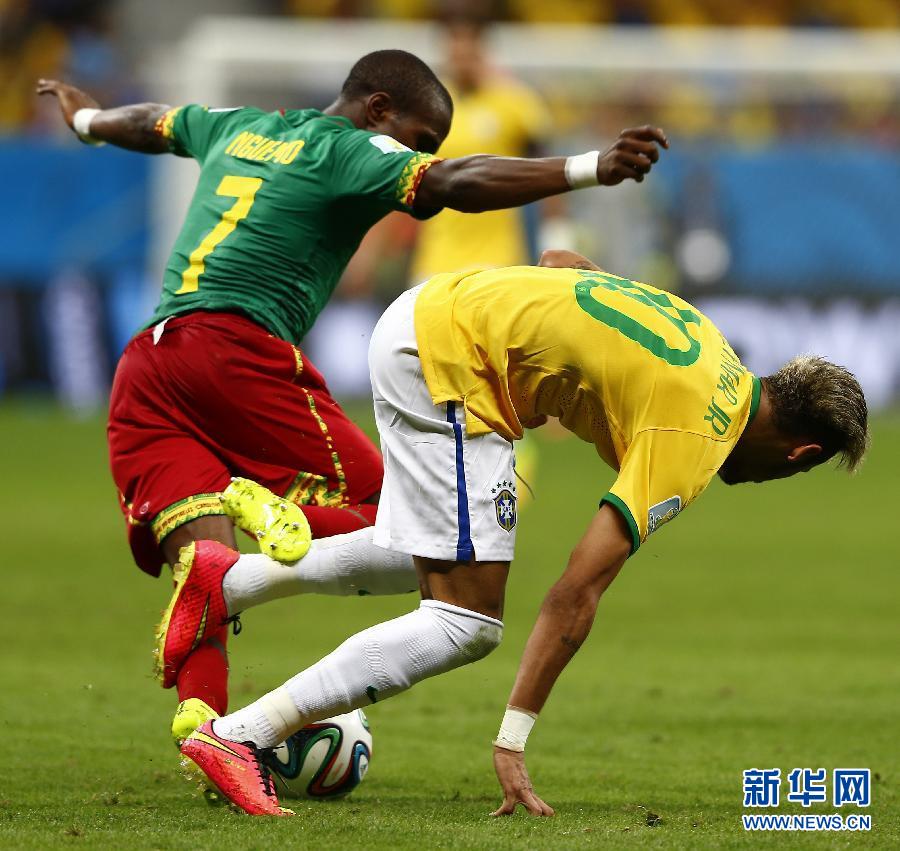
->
<box><xmin>491</xmin><ymin>746</ymin><xmax>555</xmax><ymax>817</ymax></box>
<box><xmin>36</xmin><ymin>79</ymin><xmax>100</xmax><ymax>129</ymax></box>
<box><xmin>597</xmin><ymin>125</ymin><xmax>668</xmax><ymax>186</ymax></box>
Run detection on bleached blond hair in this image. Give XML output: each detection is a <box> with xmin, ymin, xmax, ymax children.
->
<box><xmin>764</xmin><ymin>355</ymin><xmax>869</xmax><ymax>473</ymax></box>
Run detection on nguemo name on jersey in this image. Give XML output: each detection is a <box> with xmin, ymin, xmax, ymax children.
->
<box><xmin>224</xmin><ymin>132</ymin><xmax>305</xmax><ymax>164</ymax></box>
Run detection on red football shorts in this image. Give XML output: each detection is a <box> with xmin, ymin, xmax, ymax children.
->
<box><xmin>108</xmin><ymin>311</ymin><xmax>383</xmax><ymax>577</ymax></box>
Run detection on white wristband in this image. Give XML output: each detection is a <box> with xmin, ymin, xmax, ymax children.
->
<box><xmin>493</xmin><ymin>706</ymin><xmax>537</xmax><ymax>753</ymax></box>
<box><xmin>73</xmin><ymin>108</ymin><xmax>105</xmax><ymax>146</ymax></box>
<box><xmin>564</xmin><ymin>150</ymin><xmax>600</xmax><ymax>190</ymax></box>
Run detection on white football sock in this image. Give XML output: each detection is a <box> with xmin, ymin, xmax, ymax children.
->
<box><xmin>213</xmin><ymin>599</ymin><xmax>503</xmax><ymax>748</ymax></box>
<box><xmin>221</xmin><ymin>527</ymin><xmax>417</xmax><ymax>614</ymax></box>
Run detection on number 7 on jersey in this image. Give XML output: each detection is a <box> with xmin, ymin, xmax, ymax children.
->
<box><xmin>176</xmin><ymin>175</ymin><xmax>263</xmax><ymax>294</ymax></box>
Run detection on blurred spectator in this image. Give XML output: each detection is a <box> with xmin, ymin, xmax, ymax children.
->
<box><xmin>410</xmin><ymin>16</ymin><xmax>566</xmax><ymax>283</ymax></box>
<box><xmin>1</xmin><ymin>0</ymin><xmax>133</xmax><ymax>134</ymax></box>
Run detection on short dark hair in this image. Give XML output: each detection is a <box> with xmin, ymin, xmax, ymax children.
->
<box><xmin>764</xmin><ymin>355</ymin><xmax>869</xmax><ymax>472</ymax></box>
<box><xmin>341</xmin><ymin>50</ymin><xmax>453</xmax><ymax>118</ymax></box>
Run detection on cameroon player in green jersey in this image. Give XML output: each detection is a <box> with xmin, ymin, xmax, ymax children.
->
<box><xmin>37</xmin><ymin>50</ymin><xmax>669</xmax><ymax>741</ymax></box>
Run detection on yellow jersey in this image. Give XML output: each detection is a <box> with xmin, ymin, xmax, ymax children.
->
<box><xmin>414</xmin><ymin>266</ymin><xmax>760</xmax><ymax>553</ymax></box>
<box><xmin>410</xmin><ymin>78</ymin><xmax>550</xmax><ymax>282</ymax></box>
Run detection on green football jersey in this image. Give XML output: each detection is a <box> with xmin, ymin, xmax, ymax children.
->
<box><xmin>147</xmin><ymin>105</ymin><xmax>441</xmax><ymax>343</ymax></box>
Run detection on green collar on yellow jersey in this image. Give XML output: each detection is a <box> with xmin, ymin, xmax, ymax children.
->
<box><xmin>747</xmin><ymin>375</ymin><xmax>762</xmax><ymax>426</ymax></box>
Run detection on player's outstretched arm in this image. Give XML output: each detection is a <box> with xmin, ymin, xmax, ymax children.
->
<box><xmin>492</xmin><ymin>504</ymin><xmax>632</xmax><ymax>817</ymax></box>
<box><xmin>416</xmin><ymin>126</ymin><xmax>668</xmax><ymax>214</ymax></box>
<box><xmin>36</xmin><ymin>79</ymin><xmax>171</xmax><ymax>153</ymax></box>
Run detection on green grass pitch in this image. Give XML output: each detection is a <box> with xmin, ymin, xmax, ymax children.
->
<box><xmin>1</xmin><ymin>400</ymin><xmax>897</xmax><ymax>849</ymax></box>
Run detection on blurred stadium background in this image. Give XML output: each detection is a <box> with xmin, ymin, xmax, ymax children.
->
<box><xmin>3</xmin><ymin>4</ymin><xmax>899</xmax><ymax>845</ymax></box>
<box><xmin>3</xmin><ymin>0</ymin><xmax>899</xmax><ymax>411</ymax></box>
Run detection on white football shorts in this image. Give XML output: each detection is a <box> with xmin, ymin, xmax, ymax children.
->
<box><xmin>369</xmin><ymin>285</ymin><xmax>518</xmax><ymax>562</ymax></box>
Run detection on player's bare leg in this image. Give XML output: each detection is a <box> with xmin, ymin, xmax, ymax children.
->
<box><xmin>413</xmin><ymin>555</ymin><xmax>507</xmax><ymax>620</ymax></box>
<box><xmin>161</xmin><ymin>516</ymin><xmax>238</xmax><ymax>564</ymax></box>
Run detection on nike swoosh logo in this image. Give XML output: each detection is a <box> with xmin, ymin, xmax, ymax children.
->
<box><xmin>190</xmin><ymin>730</ymin><xmax>245</xmax><ymax>760</ymax></box>
<box><xmin>190</xmin><ymin>596</ymin><xmax>210</xmax><ymax>654</ymax></box>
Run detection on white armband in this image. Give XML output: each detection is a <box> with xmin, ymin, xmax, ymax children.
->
<box><xmin>493</xmin><ymin>705</ymin><xmax>537</xmax><ymax>752</ymax></box>
<box><xmin>564</xmin><ymin>150</ymin><xmax>600</xmax><ymax>190</ymax></box>
<box><xmin>73</xmin><ymin>108</ymin><xmax>105</xmax><ymax>146</ymax></box>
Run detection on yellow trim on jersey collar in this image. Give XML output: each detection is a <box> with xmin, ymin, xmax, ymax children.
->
<box><xmin>747</xmin><ymin>376</ymin><xmax>762</xmax><ymax>426</ymax></box>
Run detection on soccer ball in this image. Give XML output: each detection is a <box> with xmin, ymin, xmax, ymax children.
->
<box><xmin>263</xmin><ymin>710</ymin><xmax>372</xmax><ymax>799</ymax></box>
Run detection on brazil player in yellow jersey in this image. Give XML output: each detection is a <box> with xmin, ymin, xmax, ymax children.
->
<box><xmin>171</xmin><ymin>250</ymin><xmax>868</xmax><ymax>815</ymax></box>
<box><xmin>411</xmin><ymin>16</ymin><xmax>554</xmax><ymax>281</ymax></box>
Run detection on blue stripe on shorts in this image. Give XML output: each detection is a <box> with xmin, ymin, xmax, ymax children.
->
<box><xmin>447</xmin><ymin>402</ymin><xmax>473</xmax><ymax>562</ymax></box>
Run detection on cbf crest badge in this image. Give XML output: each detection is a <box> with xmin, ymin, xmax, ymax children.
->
<box><xmin>492</xmin><ymin>480</ymin><xmax>517</xmax><ymax>532</ymax></box>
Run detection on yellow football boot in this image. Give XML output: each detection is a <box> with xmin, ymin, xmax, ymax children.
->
<box><xmin>221</xmin><ymin>477</ymin><xmax>312</xmax><ymax>563</ymax></box>
<box><xmin>171</xmin><ymin>697</ymin><xmax>220</xmax><ymax>747</ymax></box>
<box><xmin>173</xmin><ymin>699</ymin><xmax>229</xmax><ymax>807</ymax></box>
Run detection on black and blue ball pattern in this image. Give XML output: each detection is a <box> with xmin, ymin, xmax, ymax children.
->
<box><xmin>264</xmin><ymin>709</ymin><xmax>372</xmax><ymax>799</ymax></box>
